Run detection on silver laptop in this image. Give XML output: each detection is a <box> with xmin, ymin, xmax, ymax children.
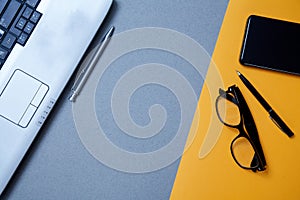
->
<box><xmin>0</xmin><ymin>0</ymin><xmax>112</xmax><ymax>194</ymax></box>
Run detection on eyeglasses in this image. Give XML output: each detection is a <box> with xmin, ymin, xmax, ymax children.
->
<box><xmin>215</xmin><ymin>85</ymin><xmax>266</xmax><ymax>172</ymax></box>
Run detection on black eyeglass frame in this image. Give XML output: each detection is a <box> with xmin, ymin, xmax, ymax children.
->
<box><xmin>215</xmin><ymin>85</ymin><xmax>266</xmax><ymax>172</ymax></box>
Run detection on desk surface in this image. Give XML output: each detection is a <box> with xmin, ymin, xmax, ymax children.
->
<box><xmin>2</xmin><ymin>0</ymin><xmax>229</xmax><ymax>199</ymax></box>
<box><xmin>171</xmin><ymin>0</ymin><xmax>300</xmax><ymax>199</ymax></box>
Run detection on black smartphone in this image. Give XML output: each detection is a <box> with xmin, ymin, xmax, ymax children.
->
<box><xmin>240</xmin><ymin>15</ymin><xmax>300</xmax><ymax>75</ymax></box>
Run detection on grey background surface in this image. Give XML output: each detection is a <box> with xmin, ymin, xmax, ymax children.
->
<box><xmin>2</xmin><ymin>0</ymin><xmax>228</xmax><ymax>199</ymax></box>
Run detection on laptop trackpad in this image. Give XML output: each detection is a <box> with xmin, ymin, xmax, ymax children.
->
<box><xmin>0</xmin><ymin>70</ymin><xmax>48</xmax><ymax>128</ymax></box>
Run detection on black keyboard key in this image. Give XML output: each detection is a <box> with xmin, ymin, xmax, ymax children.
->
<box><xmin>22</xmin><ymin>6</ymin><xmax>33</xmax><ymax>19</ymax></box>
<box><xmin>30</xmin><ymin>10</ymin><xmax>41</xmax><ymax>23</ymax></box>
<box><xmin>9</xmin><ymin>5</ymin><xmax>26</xmax><ymax>36</ymax></box>
<box><xmin>10</xmin><ymin>26</ymin><xmax>21</xmax><ymax>36</ymax></box>
<box><xmin>0</xmin><ymin>47</ymin><xmax>8</xmax><ymax>59</ymax></box>
<box><xmin>24</xmin><ymin>21</ymin><xmax>34</xmax><ymax>34</ymax></box>
<box><xmin>2</xmin><ymin>33</ymin><xmax>16</xmax><ymax>49</ymax></box>
<box><xmin>16</xmin><ymin>17</ymin><xmax>26</xmax><ymax>30</ymax></box>
<box><xmin>0</xmin><ymin>0</ymin><xmax>21</xmax><ymax>28</ymax></box>
<box><xmin>17</xmin><ymin>32</ymin><xmax>28</xmax><ymax>45</ymax></box>
<box><xmin>26</xmin><ymin>0</ymin><xmax>39</xmax><ymax>8</ymax></box>
<box><xmin>0</xmin><ymin>0</ymin><xmax>9</xmax><ymax>15</ymax></box>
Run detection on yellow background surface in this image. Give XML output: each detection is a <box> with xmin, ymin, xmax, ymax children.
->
<box><xmin>171</xmin><ymin>0</ymin><xmax>300</xmax><ymax>199</ymax></box>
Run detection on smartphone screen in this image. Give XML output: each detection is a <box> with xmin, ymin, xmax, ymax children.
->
<box><xmin>240</xmin><ymin>15</ymin><xmax>300</xmax><ymax>75</ymax></box>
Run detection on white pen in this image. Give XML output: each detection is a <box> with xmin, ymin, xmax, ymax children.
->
<box><xmin>69</xmin><ymin>26</ymin><xmax>115</xmax><ymax>102</ymax></box>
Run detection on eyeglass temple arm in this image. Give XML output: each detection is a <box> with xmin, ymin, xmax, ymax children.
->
<box><xmin>233</xmin><ymin>87</ymin><xmax>267</xmax><ymax>168</ymax></box>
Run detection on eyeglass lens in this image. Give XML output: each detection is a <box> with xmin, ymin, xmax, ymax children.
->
<box><xmin>216</xmin><ymin>94</ymin><xmax>240</xmax><ymax>126</ymax></box>
<box><xmin>231</xmin><ymin>136</ymin><xmax>257</xmax><ymax>169</ymax></box>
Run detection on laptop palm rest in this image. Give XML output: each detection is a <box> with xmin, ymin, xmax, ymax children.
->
<box><xmin>0</xmin><ymin>70</ymin><xmax>48</xmax><ymax>128</ymax></box>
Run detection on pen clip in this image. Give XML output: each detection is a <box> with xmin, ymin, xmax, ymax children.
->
<box><xmin>269</xmin><ymin>115</ymin><xmax>284</xmax><ymax>132</ymax></box>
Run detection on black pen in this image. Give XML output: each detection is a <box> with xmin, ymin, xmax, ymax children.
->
<box><xmin>236</xmin><ymin>70</ymin><xmax>294</xmax><ymax>137</ymax></box>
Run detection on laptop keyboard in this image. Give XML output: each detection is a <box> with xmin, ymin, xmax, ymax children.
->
<box><xmin>0</xmin><ymin>0</ymin><xmax>42</xmax><ymax>69</ymax></box>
